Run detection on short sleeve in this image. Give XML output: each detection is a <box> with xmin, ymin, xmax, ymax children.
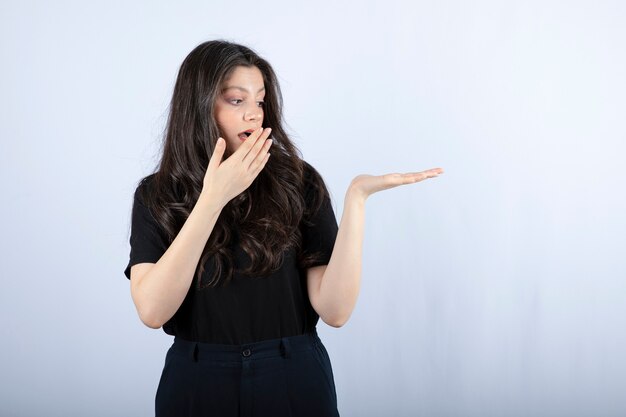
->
<box><xmin>300</xmin><ymin>168</ymin><xmax>339</xmax><ymax>268</ymax></box>
<box><xmin>123</xmin><ymin>185</ymin><xmax>169</xmax><ymax>279</ymax></box>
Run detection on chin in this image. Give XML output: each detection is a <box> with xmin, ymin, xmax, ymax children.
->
<box><xmin>225</xmin><ymin>142</ymin><xmax>241</xmax><ymax>155</ymax></box>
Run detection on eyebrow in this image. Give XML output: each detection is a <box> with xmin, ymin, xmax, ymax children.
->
<box><xmin>223</xmin><ymin>86</ymin><xmax>265</xmax><ymax>94</ymax></box>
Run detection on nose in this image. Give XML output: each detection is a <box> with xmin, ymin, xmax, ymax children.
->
<box><xmin>244</xmin><ymin>105</ymin><xmax>262</xmax><ymax>122</ymax></box>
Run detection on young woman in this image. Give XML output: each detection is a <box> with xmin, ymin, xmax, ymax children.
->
<box><xmin>124</xmin><ymin>39</ymin><xmax>443</xmax><ymax>417</ymax></box>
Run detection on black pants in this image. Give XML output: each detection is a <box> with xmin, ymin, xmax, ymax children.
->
<box><xmin>155</xmin><ymin>328</ymin><xmax>340</xmax><ymax>417</ymax></box>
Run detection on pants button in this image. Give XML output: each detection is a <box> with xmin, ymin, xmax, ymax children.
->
<box><xmin>242</xmin><ymin>348</ymin><xmax>251</xmax><ymax>357</ymax></box>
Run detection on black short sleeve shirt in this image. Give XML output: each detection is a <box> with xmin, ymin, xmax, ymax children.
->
<box><xmin>123</xmin><ymin>163</ymin><xmax>338</xmax><ymax>345</ymax></box>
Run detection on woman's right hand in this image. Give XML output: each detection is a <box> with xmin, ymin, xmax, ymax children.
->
<box><xmin>201</xmin><ymin>127</ymin><xmax>273</xmax><ymax>207</ymax></box>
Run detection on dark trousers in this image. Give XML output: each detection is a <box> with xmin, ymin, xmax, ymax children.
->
<box><xmin>155</xmin><ymin>328</ymin><xmax>340</xmax><ymax>417</ymax></box>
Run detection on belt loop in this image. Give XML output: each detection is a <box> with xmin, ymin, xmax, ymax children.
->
<box><xmin>280</xmin><ymin>337</ymin><xmax>291</xmax><ymax>359</ymax></box>
<box><xmin>192</xmin><ymin>342</ymin><xmax>199</xmax><ymax>362</ymax></box>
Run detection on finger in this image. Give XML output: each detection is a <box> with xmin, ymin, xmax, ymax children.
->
<box><xmin>251</xmin><ymin>151</ymin><xmax>271</xmax><ymax>177</ymax></box>
<box><xmin>412</xmin><ymin>172</ymin><xmax>436</xmax><ymax>182</ymax></box>
<box><xmin>235</xmin><ymin>127</ymin><xmax>268</xmax><ymax>161</ymax></box>
<box><xmin>243</xmin><ymin>128</ymin><xmax>272</xmax><ymax>168</ymax></box>
<box><xmin>406</xmin><ymin>169</ymin><xmax>442</xmax><ymax>183</ymax></box>
<box><xmin>388</xmin><ymin>173</ymin><xmax>424</xmax><ymax>186</ymax></box>
<box><xmin>423</xmin><ymin>168</ymin><xmax>444</xmax><ymax>178</ymax></box>
<box><xmin>230</xmin><ymin>127</ymin><xmax>263</xmax><ymax>161</ymax></box>
<box><xmin>249</xmin><ymin>139</ymin><xmax>273</xmax><ymax>173</ymax></box>
<box><xmin>380</xmin><ymin>173</ymin><xmax>413</xmax><ymax>187</ymax></box>
<box><xmin>207</xmin><ymin>138</ymin><xmax>226</xmax><ymax>172</ymax></box>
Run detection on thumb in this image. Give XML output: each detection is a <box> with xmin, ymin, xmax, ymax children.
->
<box><xmin>207</xmin><ymin>138</ymin><xmax>225</xmax><ymax>172</ymax></box>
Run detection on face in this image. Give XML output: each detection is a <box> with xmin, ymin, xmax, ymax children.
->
<box><xmin>214</xmin><ymin>65</ymin><xmax>266</xmax><ymax>153</ymax></box>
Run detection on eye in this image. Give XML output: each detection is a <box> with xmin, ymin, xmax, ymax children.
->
<box><xmin>257</xmin><ymin>101</ymin><xmax>265</xmax><ymax>107</ymax></box>
<box><xmin>230</xmin><ymin>99</ymin><xmax>243</xmax><ymax>105</ymax></box>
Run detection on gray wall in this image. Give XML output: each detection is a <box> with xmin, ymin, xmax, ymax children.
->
<box><xmin>1</xmin><ymin>1</ymin><xmax>625</xmax><ymax>416</ymax></box>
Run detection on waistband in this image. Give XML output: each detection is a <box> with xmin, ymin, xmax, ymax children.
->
<box><xmin>170</xmin><ymin>328</ymin><xmax>322</xmax><ymax>362</ymax></box>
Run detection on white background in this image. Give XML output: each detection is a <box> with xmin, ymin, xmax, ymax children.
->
<box><xmin>1</xmin><ymin>1</ymin><xmax>625</xmax><ymax>416</ymax></box>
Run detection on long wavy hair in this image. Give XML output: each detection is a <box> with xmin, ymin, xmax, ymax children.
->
<box><xmin>134</xmin><ymin>39</ymin><xmax>330</xmax><ymax>289</ymax></box>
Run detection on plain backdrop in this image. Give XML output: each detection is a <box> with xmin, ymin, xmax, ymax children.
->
<box><xmin>1</xmin><ymin>1</ymin><xmax>625</xmax><ymax>416</ymax></box>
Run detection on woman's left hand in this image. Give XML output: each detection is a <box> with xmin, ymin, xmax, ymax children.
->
<box><xmin>349</xmin><ymin>167</ymin><xmax>444</xmax><ymax>201</ymax></box>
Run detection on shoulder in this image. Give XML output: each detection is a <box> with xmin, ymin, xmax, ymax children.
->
<box><xmin>300</xmin><ymin>160</ymin><xmax>328</xmax><ymax>193</ymax></box>
<box><xmin>130</xmin><ymin>173</ymin><xmax>169</xmax><ymax>237</ymax></box>
<box><xmin>133</xmin><ymin>173</ymin><xmax>158</xmax><ymax>206</ymax></box>
<box><xmin>301</xmin><ymin>159</ymin><xmax>322</xmax><ymax>181</ymax></box>
<box><xmin>299</xmin><ymin>160</ymin><xmax>332</xmax><ymax>216</ymax></box>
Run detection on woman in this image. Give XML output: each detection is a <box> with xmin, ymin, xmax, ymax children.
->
<box><xmin>124</xmin><ymin>39</ymin><xmax>443</xmax><ymax>417</ymax></box>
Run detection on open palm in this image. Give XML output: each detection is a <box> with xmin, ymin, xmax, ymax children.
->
<box><xmin>350</xmin><ymin>168</ymin><xmax>444</xmax><ymax>200</ymax></box>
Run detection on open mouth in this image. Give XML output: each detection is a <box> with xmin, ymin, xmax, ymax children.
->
<box><xmin>238</xmin><ymin>130</ymin><xmax>256</xmax><ymax>140</ymax></box>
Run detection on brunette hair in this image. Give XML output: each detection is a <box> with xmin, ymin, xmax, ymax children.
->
<box><xmin>133</xmin><ymin>39</ymin><xmax>330</xmax><ymax>288</ymax></box>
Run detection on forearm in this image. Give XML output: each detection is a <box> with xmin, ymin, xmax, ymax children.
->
<box><xmin>318</xmin><ymin>184</ymin><xmax>366</xmax><ymax>326</ymax></box>
<box><xmin>132</xmin><ymin>192</ymin><xmax>224</xmax><ymax>328</ymax></box>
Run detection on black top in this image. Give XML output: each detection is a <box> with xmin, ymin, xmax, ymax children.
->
<box><xmin>123</xmin><ymin>163</ymin><xmax>338</xmax><ymax>345</ymax></box>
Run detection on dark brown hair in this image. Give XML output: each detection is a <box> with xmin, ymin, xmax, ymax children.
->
<box><xmin>134</xmin><ymin>39</ymin><xmax>330</xmax><ymax>289</ymax></box>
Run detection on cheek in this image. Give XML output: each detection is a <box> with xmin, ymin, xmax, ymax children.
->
<box><xmin>213</xmin><ymin>111</ymin><xmax>234</xmax><ymax>132</ymax></box>
<box><xmin>217</xmin><ymin>107</ymin><xmax>240</xmax><ymax>122</ymax></box>
<box><xmin>212</xmin><ymin>108</ymin><xmax>221</xmax><ymax>126</ymax></box>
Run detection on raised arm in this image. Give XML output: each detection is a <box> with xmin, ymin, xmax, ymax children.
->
<box><xmin>308</xmin><ymin>168</ymin><xmax>444</xmax><ymax>327</ymax></box>
<box><xmin>130</xmin><ymin>128</ymin><xmax>273</xmax><ymax>328</ymax></box>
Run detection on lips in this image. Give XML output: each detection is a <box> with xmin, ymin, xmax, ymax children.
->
<box><xmin>239</xmin><ymin>128</ymin><xmax>257</xmax><ymax>137</ymax></box>
<box><xmin>238</xmin><ymin>128</ymin><xmax>259</xmax><ymax>141</ymax></box>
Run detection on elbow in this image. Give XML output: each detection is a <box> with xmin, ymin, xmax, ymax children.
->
<box><xmin>320</xmin><ymin>306</ymin><xmax>353</xmax><ymax>328</ymax></box>
<box><xmin>134</xmin><ymin>300</ymin><xmax>165</xmax><ymax>329</ymax></box>
<box><xmin>131</xmin><ymin>286</ymin><xmax>164</xmax><ymax>329</ymax></box>
<box><xmin>137</xmin><ymin>308</ymin><xmax>164</xmax><ymax>329</ymax></box>
<box><xmin>140</xmin><ymin>315</ymin><xmax>163</xmax><ymax>329</ymax></box>
<box><xmin>324</xmin><ymin>315</ymin><xmax>348</xmax><ymax>328</ymax></box>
